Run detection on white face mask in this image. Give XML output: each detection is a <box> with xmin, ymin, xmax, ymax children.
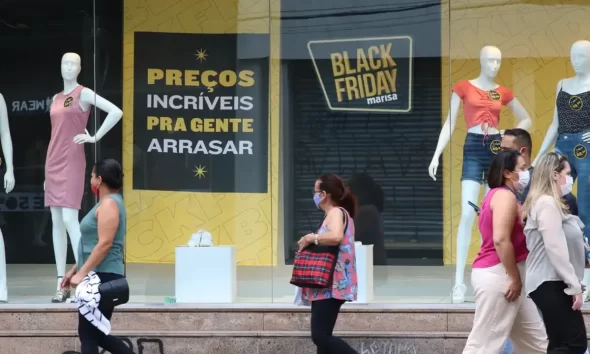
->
<box><xmin>561</xmin><ymin>176</ymin><xmax>574</xmax><ymax>196</ymax></box>
<box><xmin>513</xmin><ymin>170</ymin><xmax>530</xmax><ymax>191</ymax></box>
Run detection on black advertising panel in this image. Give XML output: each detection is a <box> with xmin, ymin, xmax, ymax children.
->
<box><xmin>308</xmin><ymin>36</ymin><xmax>412</xmax><ymax>113</ymax></box>
<box><xmin>133</xmin><ymin>32</ymin><xmax>269</xmax><ymax>193</ymax></box>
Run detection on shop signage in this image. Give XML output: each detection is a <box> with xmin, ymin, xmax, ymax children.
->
<box><xmin>308</xmin><ymin>36</ymin><xmax>413</xmax><ymax>113</ymax></box>
<box><xmin>132</xmin><ymin>32</ymin><xmax>269</xmax><ymax>193</ymax></box>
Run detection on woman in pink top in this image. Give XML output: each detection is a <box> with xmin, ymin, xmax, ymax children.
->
<box><xmin>297</xmin><ymin>174</ymin><xmax>358</xmax><ymax>354</ymax></box>
<box><xmin>463</xmin><ymin>150</ymin><xmax>547</xmax><ymax>353</ymax></box>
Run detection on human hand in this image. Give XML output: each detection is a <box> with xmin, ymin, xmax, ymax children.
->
<box><xmin>73</xmin><ymin>129</ymin><xmax>96</xmax><ymax>144</ymax></box>
<box><xmin>297</xmin><ymin>234</ymin><xmax>314</xmax><ymax>252</ymax></box>
<box><xmin>505</xmin><ymin>277</ymin><xmax>522</xmax><ymax>302</ymax></box>
<box><xmin>573</xmin><ymin>293</ymin><xmax>584</xmax><ymax>311</ymax></box>
<box><xmin>60</xmin><ymin>267</ymin><xmax>77</xmax><ymax>289</ymax></box>
<box><xmin>70</xmin><ymin>272</ymin><xmax>86</xmax><ymax>287</ymax></box>
<box><xmin>4</xmin><ymin>169</ymin><xmax>14</xmax><ymax>193</ymax></box>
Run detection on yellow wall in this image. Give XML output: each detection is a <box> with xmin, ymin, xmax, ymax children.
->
<box><xmin>442</xmin><ymin>0</ymin><xmax>590</xmax><ymax>264</ymax></box>
<box><xmin>122</xmin><ymin>0</ymin><xmax>280</xmax><ymax>265</ymax></box>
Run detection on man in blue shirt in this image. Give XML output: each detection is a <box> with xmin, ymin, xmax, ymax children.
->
<box><xmin>499</xmin><ymin>128</ymin><xmax>581</xmax><ymax>354</ymax></box>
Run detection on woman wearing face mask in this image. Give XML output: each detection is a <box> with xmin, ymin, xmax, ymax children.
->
<box><xmin>523</xmin><ymin>152</ymin><xmax>587</xmax><ymax>353</ymax></box>
<box><xmin>296</xmin><ymin>174</ymin><xmax>359</xmax><ymax>354</ymax></box>
<box><xmin>463</xmin><ymin>150</ymin><xmax>547</xmax><ymax>354</ymax></box>
<box><xmin>60</xmin><ymin>159</ymin><xmax>134</xmax><ymax>354</ymax></box>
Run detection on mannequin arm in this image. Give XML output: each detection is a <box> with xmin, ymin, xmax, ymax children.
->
<box><xmin>80</xmin><ymin>88</ymin><xmax>123</xmax><ymax>142</ymax></box>
<box><xmin>506</xmin><ymin>98</ymin><xmax>532</xmax><ymax>130</ymax></box>
<box><xmin>532</xmin><ymin>80</ymin><xmax>562</xmax><ymax>167</ymax></box>
<box><xmin>431</xmin><ymin>92</ymin><xmax>461</xmax><ymax>162</ymax></box>
<box><xmin>0</xmin><ymin>94</ymin><xmax>13</xmax><ymax>174</ymax></box>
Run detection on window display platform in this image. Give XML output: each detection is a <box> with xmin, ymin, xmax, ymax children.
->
<box><xmin>3</xmin><ymin>263</ymin><xmax>471</xmax><ymax>304</ymax></box>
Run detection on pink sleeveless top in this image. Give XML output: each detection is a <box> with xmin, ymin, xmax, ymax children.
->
<box><xmin>45</xmin><ymin>85</ymin><xmax>90</xmax><ymax>210</ymax></box>
<box><xmin>473</xmin><ymin>187</ymin><xmax>528</xmax><ymax>268</ymax></box>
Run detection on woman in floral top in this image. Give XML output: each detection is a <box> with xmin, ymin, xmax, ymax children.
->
<box><xmin>297</xmin><ymin>174</ymin><xmax>359</xmax><ymax>354</ymax></box>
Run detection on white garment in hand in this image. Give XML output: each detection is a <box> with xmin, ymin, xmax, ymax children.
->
<box><xmin>293</xmin><ymin>286</ymin><xmax>310</xmax><ymax>307</ymax></box>
<box><xmin>187</xmin><ymin>229</ymin><xmax>213</xmax><ymax>247</ymax></box>
<box><xmin>73</xmin><ymin>271</ymin><xmax>111</xmax><ymax>335</ymax></box>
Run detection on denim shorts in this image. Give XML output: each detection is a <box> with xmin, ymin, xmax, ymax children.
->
<box><xmin>461</xmin><ymin>133</ymin><xmax>502</xmax><ymax>184</ymax></box>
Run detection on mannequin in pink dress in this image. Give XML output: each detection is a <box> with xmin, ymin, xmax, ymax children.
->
<box><xmin>45</xmin><ymin>52</ymin><xmax>123</xmax><ymax>302</ymax></box>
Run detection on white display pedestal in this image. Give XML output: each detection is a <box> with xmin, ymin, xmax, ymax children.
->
<box><xmin>175</xmin><ymin>246</ymin><xmax>237</xmax><ymax>303</ymax></box>
<box><xmin>354</xmin><ymin>242</ymin><xmax>374</xmax><ymax>304</ymax></box>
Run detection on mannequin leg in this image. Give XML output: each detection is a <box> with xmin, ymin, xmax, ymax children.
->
<box><xmin>50</xmin><ymin>207</ymin><xmax>68</xmax><ymax>292</ymax></box>
<box><xmin>0</xmin><ymin>228</ymin><xmax>7</xmax><ymax>302</ymax></box>
<box><xmin>453</xmin><ymin>180</ymin><xmax>482</xmax><ymax>303</ymax></box>
<box><xmin>62</xmin><ymin>207</ymin><xmax>81</xmax><ymax>264</ymax></box>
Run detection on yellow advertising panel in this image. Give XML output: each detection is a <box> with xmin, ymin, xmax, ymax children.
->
<box><xmin>122</xmin><ymin>0</ymin><xmax>280</xmax><ymax>265</ymax></box>
<box><xmin>442</xmin><ymin>1</ymin><xmax>590</xmax><ymax>264</ymax></box>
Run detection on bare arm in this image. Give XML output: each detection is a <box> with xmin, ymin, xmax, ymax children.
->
<box><xmin>535</xmin><ymin>196</ymin><xmax>582</xmax><ymax>295</ymax></box>
<box><xmin>429</xmin><ymin>92</ymin><xmax>461</xmax><ymax>180</ymax></box>
<box><xmin>77</xmin><ymin>198</ymin><xmax>120</xmax><ymax>277</ymax></box>
<box><xmin>491</xmin><ymin>189</ymin><xmax>520</xmax><ymax>282</ymax></box>
<box><xmin>506</xmin><ymin>98</ymin><xmax>532</xmax><ymax>130</ymax></box>
<box><xmin>315</xmin><ymin>208</ymin><xmax>347</xmax><ymax>246</ymax></box>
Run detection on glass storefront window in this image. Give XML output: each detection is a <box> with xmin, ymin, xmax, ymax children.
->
<box><xmin>1</xmin><ymin>0</ymin><xmax>589</xmax><ymax>307</ymax></box>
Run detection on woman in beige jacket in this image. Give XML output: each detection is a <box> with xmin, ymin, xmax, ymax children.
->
<box><xmin>522</xmin><ymin>152</ymin><xmax>587</xmax><ymax>353</ymax></box>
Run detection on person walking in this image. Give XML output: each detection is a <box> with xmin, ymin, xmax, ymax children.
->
<box><xmin>462</xmin><ymin>150</ymin><xmax>547</xmax><ymax>353</ymax></box>
<box><xmin>297</xmin><ymin>174</ymin><xmax>359</xmax><ymax>354</ymax></box>
<box><xmin>522</xmin><ymin>152</ymin><xmax>587</xmax><ymax>354</ymax></box>
<box><xmin>61</xmin><ymin>159</ymin><xmax>135</xmax><ymax>354</ymax></box>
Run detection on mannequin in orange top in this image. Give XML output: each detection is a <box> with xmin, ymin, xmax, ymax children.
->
<box><xmin>428</xmin><ymin>46</ymin><xmax>532</xmax><ymax>303</ymax></box>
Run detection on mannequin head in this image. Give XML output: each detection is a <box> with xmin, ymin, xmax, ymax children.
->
<box><xmin>479</xmin><ymin>46</ymin><xmax>502</xmax><ymax>79</ymax></box>
<box><xmin>570</xmin><ymin>41</ymin><xmax>590</xmax><ymax>75</ymax></box>
<box><xmin>61</xmin><ymin>52</ymin><xmax>81</xmax><ymax>81</ymax></box>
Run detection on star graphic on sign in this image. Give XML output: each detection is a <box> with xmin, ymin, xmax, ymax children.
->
<box><xmin>193</xmin><ymin>164</ymin><xmax>207</xmax><ymax>179</ymax></box>
<box><xmin>194</xmin><ymin>49</ymin><xmax>208</xmax><ymax>63</ymax></box>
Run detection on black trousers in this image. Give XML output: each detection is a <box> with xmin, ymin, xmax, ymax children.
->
<box><xmin>78</xmin><ymin>272</ymin><xmax>135</xmax><ymax>354</ymax></box>
<box><xmin>530</xmin><ymin>281</ymin><xmax>587</xmax><ymax>354</ymax></box>
<box><xmin>310</xmin><ymin>298</ymin><xmax>358</xmax><ymax>354</ymax></box>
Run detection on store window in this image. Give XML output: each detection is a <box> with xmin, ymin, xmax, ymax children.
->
<box><xmin>3</xmin><ymin>0</ymin><xmax>589</xmax><ymax>306</ymax></box>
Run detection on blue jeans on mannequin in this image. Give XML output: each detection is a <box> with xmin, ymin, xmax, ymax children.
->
<box><xmin>555</xmin><ymin>131</ymin><xmax>590</xmax><ymax>230</ymax></box>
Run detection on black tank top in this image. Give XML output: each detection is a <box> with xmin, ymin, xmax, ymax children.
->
<box><xmin>556</xmin><ymin>87</ymin><xmax>590</xmax><ymax>134</ymax></box>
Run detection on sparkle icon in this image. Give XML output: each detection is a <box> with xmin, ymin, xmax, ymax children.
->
<box><xmin>194</xmin><ymin>49</ymin><xmax>208</xmax><ymax>63</ymax></box>
<box><xmin>193</xmin><ymin>164</ymin><xmax>207</xmax><ymax>179</ymax></box>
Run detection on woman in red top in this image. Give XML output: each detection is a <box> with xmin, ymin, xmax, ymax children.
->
<box><xmin>463</xmin><ymin>150</ymin><xmax>546</xmax><ymax>353</ymax></box>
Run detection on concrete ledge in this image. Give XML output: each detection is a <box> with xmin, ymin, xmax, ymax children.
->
<box><xmin>0</xmin><ymin>330</ymin><xmax>471</xmax><ymax>338</ymax></box>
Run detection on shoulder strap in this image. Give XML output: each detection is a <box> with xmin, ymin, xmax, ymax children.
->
<box><xmin>314</xmin><ymin>207</ymin><xmax>349</xmax><ymax>234</ymax></box>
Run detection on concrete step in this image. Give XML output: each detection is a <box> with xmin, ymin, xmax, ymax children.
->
<box><xmin>0</xmin><ymin>304</ymin><xmax>588</xmax><ymax>354</ymax></box>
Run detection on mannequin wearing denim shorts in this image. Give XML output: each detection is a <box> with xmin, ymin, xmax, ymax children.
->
<box><xmin>535</xmin><ymin>40</ymin><xmax>590</xmax><ymax>300</ymax></box>
<box><xmin>429</xmin><ymin>46</ymin><xmax>533</xmax><ymax>304</ymax></box>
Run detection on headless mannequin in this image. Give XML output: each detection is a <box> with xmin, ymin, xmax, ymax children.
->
<box><xmin>534</xmin><ymin>40</ymin><xmax>590</xmax><ymax>301</ymax></box>
<box><xmin>45</xmin><ymin>52</ymin><xmax>123</xmax><ymax>302</ymax></box>
<box><xmin>0</xmin><ymin>94</ymin><xmax>15</xmax><ymax>303</ymax></box>
<box><xmin>429</xmin><ymin>46</ymin><xmax>532</xmax><ymax>303</ymax></box>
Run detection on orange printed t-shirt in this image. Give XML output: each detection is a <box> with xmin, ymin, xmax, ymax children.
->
<box><xmin>452</xmin><ymin>80</ymin><xmax>515</xmax><ymax>131</ymax></box>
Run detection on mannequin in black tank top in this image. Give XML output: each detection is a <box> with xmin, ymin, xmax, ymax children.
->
<box><xmin>534</xmin><ymin>40</ymin><xmax>590</xmax><ymax>301</ymax></box>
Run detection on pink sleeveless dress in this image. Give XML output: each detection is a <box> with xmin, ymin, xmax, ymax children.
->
<box><xmin>44</xmin><ymin>85</ymin><xmax>90</xmax><ymax>210</ymax></box>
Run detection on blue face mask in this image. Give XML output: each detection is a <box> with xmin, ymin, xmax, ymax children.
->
<box><xmin>313</xmin><ymin>193</ymin><xmax>323</xmax><ymax>208</ymax></box>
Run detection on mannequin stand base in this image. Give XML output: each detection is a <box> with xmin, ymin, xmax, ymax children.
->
<box><xmin>452</xmin><ymin>283</ymin><xmax>466</xmax><ymax>304</ymax></box>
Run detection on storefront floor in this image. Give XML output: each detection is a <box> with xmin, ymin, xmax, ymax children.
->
<box><xmin>2</xmin><ymin>263</ymin><xmax>472</xmax><ymax>304</ymax></box>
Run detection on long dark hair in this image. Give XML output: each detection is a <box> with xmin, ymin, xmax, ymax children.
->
<box><xmin>487</xmin><ymin>149</ymin><xmax>521</xmax><ymax>189</ymax></box>
<box><xmin>318</xmin><ymin>174</ymin><xmax>357</xmax><ymax>218</ymax></box>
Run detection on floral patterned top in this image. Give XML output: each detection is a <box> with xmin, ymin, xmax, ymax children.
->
<box><xmin>301</xmin><ymin>209</ymin><xmax>358</xmax><ymax>302</ymax></box>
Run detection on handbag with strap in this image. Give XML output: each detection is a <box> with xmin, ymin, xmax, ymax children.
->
<box><xmin>290</xmin><ymin>207</ymin><xmax>348</xmax><ymax>289</ymax></box>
